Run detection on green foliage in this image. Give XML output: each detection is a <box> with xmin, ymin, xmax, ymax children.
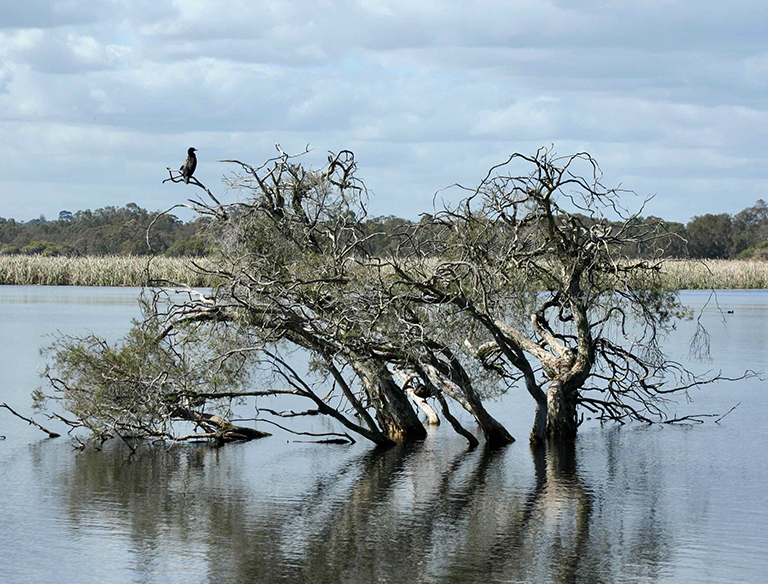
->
<box><xmin>736</xmin><ymin>240</ymin><xmax>768</xmax><ymax>261</ymax></box>
<box><xmin>686</xmin><ymin>213</ymin><xmax>733</xmax><ymax>259</ymax></box>
<box><xmin>731</xmin><ymin>200</ymin><xmax>768</xmax><ymax>255</ymax></box>
<box><xmin>42</xmin><ymin>309</ymin><xmax>253</xmax><ymax>439</ymax></box>
<box><xmin>19</xmin><ymin>240</ymin><xmax>78</xmax><ymax>257</ymax></box>
<box><xmin>4</xmin><ymin>198</ymin><xmax>768</xmax><ymax>261</ymax></box>
<box><xmin>164</xmin><ymin>235</ymin><xmax>210</xmax><ymax>257</ymax></box>
<box><xmin>0</xmin><ymin>203</ymin><xmax>207</xmax><ymax>257</ymax></box>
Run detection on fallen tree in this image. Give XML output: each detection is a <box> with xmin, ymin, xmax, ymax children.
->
<box><xmin>38</xmin><ymin>147</ymin><xmax>505</xmax><ymax>447</ymax></box>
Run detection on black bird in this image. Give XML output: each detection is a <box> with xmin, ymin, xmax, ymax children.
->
<box><xmin>180</xmin><ymin>147</ymin><xmax>197</xmax><ymax>184</ymax></box>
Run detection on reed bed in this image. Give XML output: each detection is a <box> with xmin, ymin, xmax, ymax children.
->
<box><xmin>1</xmin><ymin>255</ymin><xmax>766</xmax><ymax>290</ymax></box>
<box><xmin>0</xmin><ymin>255</ymin><xmax>213</xmax><ymax>287</ymax></box>
<box><xmin>659</xmin><ymin>259</ymin><xmax>768</xmax><ymax>290</ymax></box>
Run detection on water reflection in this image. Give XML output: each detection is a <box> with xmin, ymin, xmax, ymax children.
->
<box><xmin>49</xmin><ymin>436</ymin><xmax>685</xmax><ymax>584</ymax></box>
<box><xmin>5</xmin><ymin>288</ymin><xmax>767</xmax><ymax>583</ymax></box>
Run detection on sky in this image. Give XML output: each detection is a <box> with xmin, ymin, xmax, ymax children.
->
<box><xmin>2</xmin><ymin>0</ymin><xmax>768</xmax><ymax>224</ymax></box>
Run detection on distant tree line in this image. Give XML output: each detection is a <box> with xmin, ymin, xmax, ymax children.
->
<box><xmin>2</xmin><ymin>199</ymin><xmax>768</xmax><ymax>259</ymax></box>
<box><xmin>0</xmin><ymin>203</ymin><xmax>209</xmax><ymax>257</ymax></box>
<box><xmin>685</xmin><ymin>199</ymin><xmax>768</xmax><ymax>259</ymax></box>
<box><xmin>362</xmin><ymin>199</ymin><xmax>768</xmax><ymax>260</ymax></box>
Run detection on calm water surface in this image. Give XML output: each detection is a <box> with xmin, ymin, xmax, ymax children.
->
<box><xmin>0</xmin><ymin>286</ymin><xmax>767</xmax><ymax>584</ymax></box>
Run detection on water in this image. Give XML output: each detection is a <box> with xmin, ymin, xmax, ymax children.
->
<box><xmin>0</xmin><ymin>286</ymin><xmax>766</xmax><ymax>583</ymax></box>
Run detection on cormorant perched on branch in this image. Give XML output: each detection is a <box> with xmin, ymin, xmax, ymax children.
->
<box><xmin>180</xmin><ymin>147</ymin><xmax>197</xmax><ymax>184</ymax></box>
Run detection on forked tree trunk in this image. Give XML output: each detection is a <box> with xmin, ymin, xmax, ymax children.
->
<box><xmin>353</xmin><ymin>360</ymin><xmax>427</xmax><ymax>442</ymax></box>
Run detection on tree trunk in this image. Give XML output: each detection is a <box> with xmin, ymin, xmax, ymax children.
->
<box><xmin>353</xmin><ymin>360</ymin><xmax>427</xmax><ymax>442</ymax></box>
<box><xmin>390</xmin><ymin>368</ymin><xmax>440</xmax><ymax>426</ymax></box>
<box><xmin>530</xmin><ymin>379</ymin><xmax>578</xmax><ymax>444</ymax></box>
<box><xmin>475</xmin><ymin>408</ymin><xmax>516</xmax><ymax>448</ymax></box>
<box><xmin>434</xmin><ymin>391</ymin><xmax>479</xmax><ymax>448</ymax></box>
<box><xmin>530</xmin><ymin>400</ymin><xmax>548</xmax><ymax>445</ymax></box>
<box><xmin>424</xmin><ymin>365</ymin><xmax>514</xmax><ymax>448</ymax></box>
<box><xmin>406</xmin><ymin>388</ymin><xmax>440</xmax><ymax>425</ymax></box>
<box><xmin>544</xmin><ymin>379</ymin><xmax>578</xmax><ymax>441</ymax></box>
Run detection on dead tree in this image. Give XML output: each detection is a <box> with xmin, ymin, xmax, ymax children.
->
<box><xmin>385</xmin><ymin>147</ymin><xmax>741</xmax><ymax>443</ymax></box>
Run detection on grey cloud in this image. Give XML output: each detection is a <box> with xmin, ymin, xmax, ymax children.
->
<box><xmin>1</xmin><ymin>1</ymin><xmax>110</xmax><ymax>29</ymax></box>
<box><xmin>122</xmin><ymin>1</ymin><xmax>768</xmax><ymax>61</ymax></box>
<box><xmin>2</xmin><ymin>0</ymin><xmax>178</xmax><ymax>31</ymax></box>
<box><xmin>0</xmin><ymin>62</ymin><xmax>12</xmax><ymax>93</ymax></box>
<box><xmin>1</xmin><ymin>28</ymin><xmax>133</xmax><ymax>74</ymax></box>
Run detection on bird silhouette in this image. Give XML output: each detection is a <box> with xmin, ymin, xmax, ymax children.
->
<box><xmin>180</xmin><ymin>147</ymin><xmax>197</xmax><ymax>184</ymax></box>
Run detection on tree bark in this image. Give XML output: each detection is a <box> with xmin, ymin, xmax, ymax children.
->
<box><xmin>530</xmin><ymin>400</ymin><xmax>548</xmax><ymax>445</ymax></box>
<box><xmin>1</xmin><ymin>402</ymin><xmax>60</xmax><ymax>438</ymax></box>
<box><xmin>434</xmin><ymin>392</ymin><xmax>479</xmax><ymax>448</ymax></box>
<box><xmin>406</xmin><ymin>388</ymin><xmax>440</xmax><ymax>425</ymax></box>
<box><xmin>390</xmin><ymin>368</ymin><xmax>440</xmax><ymax>426</ymax></box>
<box><xmin>544</xmin><ymin>379</ymin><xmax>578</xmax><ymax>441</ymax></box>
<box><xmin>424</xmin><ymin>365</ymin><xmax>514</xmax><ymax>448</ymax></box>
<box><xmin>353</xmin><ymin>360</ymin><xmax>427</xmax><ymax>442</ymax></box>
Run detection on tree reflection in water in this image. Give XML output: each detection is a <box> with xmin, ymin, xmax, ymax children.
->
<box><xmin>54</xmin><ymin>435</ymin><xmax>675</xmax><ymax>584</ymax></box>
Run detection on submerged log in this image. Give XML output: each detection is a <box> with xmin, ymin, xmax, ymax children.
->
<box><xmin>172</xmin><ymin>408</ymin><xmax>271</xmax><ymax>442</ymax></box>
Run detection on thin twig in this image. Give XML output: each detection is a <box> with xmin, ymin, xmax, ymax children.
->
<box><xmin>251</xmin><ymin>417</ymin><xmax>355</xmax><ymax>444</ymax></box>
<box><xmin>714</xmin><ymin>402</ymin><xmax>740</xmax><ymax>424</ymax></box>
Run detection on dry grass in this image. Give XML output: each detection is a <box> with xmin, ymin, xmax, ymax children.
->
<box><xmin>0</xmin><ymin>255</ymin><xmax>213</xmax><ymax>287</ymax></box>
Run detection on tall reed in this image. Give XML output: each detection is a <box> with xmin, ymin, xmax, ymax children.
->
<box><xmin>659</xmin><ymin>259</ymin><xmax>768</xmax><ymax>290</ymax></box>
<box><xmin>1</xmin><ymin>256</ymin><xmax>766</xmax><ymax>290</ymax></box>
<box><xmin>0</xmin><ymin>256</ymin><xmax>213</xmax><ymax>287</ymax></box>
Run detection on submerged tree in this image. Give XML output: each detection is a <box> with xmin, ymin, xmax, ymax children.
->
<box><xmin>386</xmin><ymin>148</ymin><xmax>742</xmax><ymax>442</ymax></box>
<box><xmin>39</xmin><ymin>147</ymin><xmax>510</xmax><ymax>448</ymax></box>
<box><xmin>37</xmin><ymin>146</ymin><xmax>735</xmax><ymax>448</ymax></box>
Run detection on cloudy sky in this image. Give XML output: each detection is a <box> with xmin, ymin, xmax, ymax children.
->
<box><xmin>2</xmin><ymin>0</ymin><xmax>768</xmax><ymax>223</ymax></box>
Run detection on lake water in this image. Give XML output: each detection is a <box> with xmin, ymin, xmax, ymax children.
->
<box><xmin>0</xmin><ymin>286</ymin><xmax>766</xmax><ymax>584</ymax></box>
